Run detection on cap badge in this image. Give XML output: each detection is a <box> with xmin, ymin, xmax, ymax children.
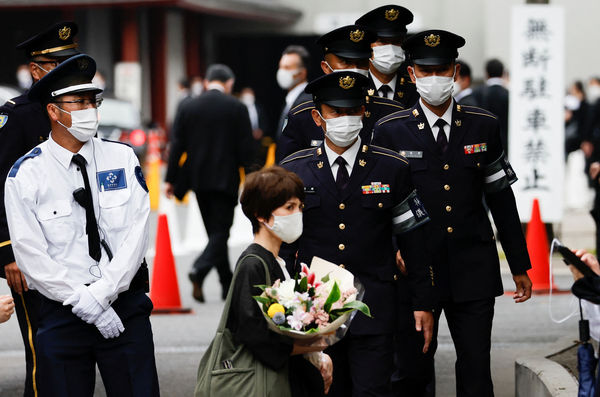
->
<box><xmin>424</xmin><ymin>34</ymin><xmax>441</xmax><ymax>47</ymax></box>
<box><xmin>385</xmin><ymin>8</ymin><xmax>399</xmax><ymax>21</ymax></box>
<box><xmin>59</xmin><ymin>26</ymin><xmax>71</xmax><ymax>41</ymax></box>
<box><xmin>349</xmin><ymin>29</ymin><xmax>364</xmax><ymax>43</ymax></box>
<box><xmin>77</xmin><ymin>57</ymin><xmax>89</xmax><ymax>71</ymax></box>
<box><xmin>339</xmin><ymin>76</ymin><xmax>355</xmax><ymax>90</ymax></box>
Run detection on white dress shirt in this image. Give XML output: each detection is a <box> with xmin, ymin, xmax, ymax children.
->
<box><xmin>370</xmin><ymin>73</ymin><xmax>398</xmax><ymax>100</ymax></box>
<box><xmin>420</xmin><ymin>98</ymin><xmax>454</xmax><ymax>141</ymax></box>
<box><xmin>323</xmin><ymin>137</ymin><xmax>361</xmax><ymax>179</ymax></box>
<box><xmin>5</xmin><ymin>135</ymin><xmax>150</xmax><ymax>308</ymax></box>
<box><xmin>284</xmin><ymin>81</ymin><xmax>308</xmax><ymax>113</ymax></box>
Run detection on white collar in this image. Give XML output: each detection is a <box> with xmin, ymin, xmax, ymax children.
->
<box><xmin>47</xmin><ymin>133</ymin><xmax>95</xmax><ymax>170</ymax></box>
<box><xmin>370</xmin><ymin>72</ymin><xmax>398</xmax><ymax>94</ymax></box>
<box><xmin>324</xmin><ymin>136</ymin><xmax>361</xmax><ymax>171</ymax></box>
<box><xmin>419</xmin><ymin>98</ymin><xmax>454</xmax><ymax>130</ymax></box>
<box><xmin>454</xmin><ymin>87</ymin><xmax>472</xmax><ymax>102</ymax></box>
<box><xmin>285</xmin><ymin>81</ymin><xmax>308</xmax><ymax>107</ymax></box>
<box><xmin>486</xmin><ymin>77</ymin><xmax>505</xmax><ymax>87</ymax></box>
<box><xmin>206</xmin><ymin>82</ymin><xmax>225</xmax><ymax>92</ymax></box>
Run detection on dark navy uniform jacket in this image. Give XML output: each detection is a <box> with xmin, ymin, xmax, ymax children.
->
<box><xmin>0</xmin><ymin>93</ymin><xmax>49</xmax><ymax>277</ymax></box>
<box><xmin>372</xmin><ymin>101</ymin><xmax>531</xmax><ymax>303</ymax></box>
<box><xmin>281</xmin><ymin>143</ymin><xmax>435</xmax><ymax>335</ymax></box>
<box><xmin>275</xmin><ymin>95</ymin><xmax>404</xmax><ymax>162</ymax></box>
<box><xmin>367</xmin><ymin>62</ymin><xmax>419</xmax><ymax>108</ymax></box>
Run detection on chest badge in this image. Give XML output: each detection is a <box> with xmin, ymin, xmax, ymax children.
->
<box><xmin>464</xmin><ymin>143</ymin><xmax>487</xmax><ymax>154</ymax></box>
<box><xmin>417</xmin><ymin>122</ymin><xmax>425</xmax><ymax>130</ymax></box>
<box><xmin>0</xmin><ymin>115</ymin><xmax>7</xmax><ymax>129</ymax></box>
<box><xmin>317</xmin><ymin>161</ymin><xmax>324</xmax><ymax>169</ymax></box>
<box><xmin>358</xmin><ymin>159</ymin><xmax>366</xmax><ymax>167</ymax></box>
<box><xmin>97</xmin><ymin>168</ymin><xmax>127</xmax><ymax>191</ymax></box>
<box><xmin>455</xmin><ymin>119</ymin><xmax>462</xmax><ymax>127</ymax></box>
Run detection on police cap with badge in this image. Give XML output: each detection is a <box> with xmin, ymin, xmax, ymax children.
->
<box><xmin>355</xmin><ymin>5</ymin><xmax>413</xmax><ymax>38</ymax></box>
<box><xmin>16</xmin><ymin>21</ymin><xmax>80</xmax><ymax>59</ymax></box>
<box><xmin>28</xmin><ymin>54</ymin><xmax>102</xmax><ymax>104</ymax></box>
<box><xmin>305</xmin><ymin>71</ymin><xmax>370</xmax><ymax>108</ymax></box>
<box><xmin>316</xmin><ymin>25</ymin><xmax>376</xmax><ymax>60</ymax></box>
<box><xmin>403</xmin><ymin>29</ymin><xmax>465</xmax><ymax>65</ymax></box>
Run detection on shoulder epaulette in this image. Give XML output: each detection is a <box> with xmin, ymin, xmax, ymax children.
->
<box><xmin>101</xmin><ymin>138</ymin><xmax>133</xmax><ymax>148</ymax></box>
<box><xmin>280</xmin><ymin>147</ymin><xmax>316</xmax><ymax>165</ymax></box>
<box><xmin>289</xmin><ymin>100</ymin><xmax>314</xmax><ymax>114</ymax></box>
<box><xmin>370</xmin><ymin>96</ymin><xmax>405</xmax><ymax>111</ymax></box>
<box><xmin>369</xmin><ymin>144</ymin><xmax>409</xmax><ymax>165</ymax></box>
<box><xmin>459</xmin><ymin>105</ymin><xmax>498</xmax><ymax>120</ymax></box>
<box><xmin>8</xmin><ymin>147</ymin><xmax>42</xmax><ymax>177</ymax></box>
<box><xmin>376</xmin><ymin>109</ymin><xmax>412</xmax><ymax>127</ymax></box>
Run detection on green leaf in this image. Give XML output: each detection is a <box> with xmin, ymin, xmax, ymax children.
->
<box><xmin>321</xmin><ymin>274</ymin><xmax>330</xmax><ymax>283</ymax></box>
<box><xmin>253</xmin><ymin>296</ymin><xmax>271</xmax><ymax>306</ymax></box>
<box><xmin>253</xmin><ymin>284</ymin><xmax>269</xmax><ymax>291</ymax></box>
<box><xmin>342</xmin><ymin>300</ymin><xmax>372</xmax><ymax>317</ymax></box>
<box><xmin>324</xmin><ymin>281</ymin><xmax>341</xmax><ymax>312</ymax></box>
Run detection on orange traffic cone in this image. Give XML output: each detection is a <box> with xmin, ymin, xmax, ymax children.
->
<box><xmin>525</xmin><ymin>198</ymin><xmax>556</xmax><ymax>293</ymax></box>
<box><xmin>150</xmin><ymin>214</ymin><xmax>192</xmax><ymax>314</ymax></box>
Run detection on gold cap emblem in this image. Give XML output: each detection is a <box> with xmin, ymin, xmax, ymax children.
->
<box><xmin>349</xmin><ymin>29</ymin><xmax>364</xmax><ymax>43</ymax></box>
<box><xmin>385</xmin><ymin>8</ymin><xmax>399</xmax><ymax>21</ymax></box>
<box><xmin>77</xmin><ymin>57</ymin><xmax>89</xmax><ymax>71</ymax></box>
<box><xmin>59</xmin><ymin>26</ymin><xmax>71</xmax><ymax>41</ymax></box>
<box><xmin>424</xmin><ymin>34</ymin><xmax>441</xmax><ymax>47</ymax></box>
<box><xmin>339</xmin><ymin>75</ymin><xmax>355</xmax><ymax>90</ymax></box>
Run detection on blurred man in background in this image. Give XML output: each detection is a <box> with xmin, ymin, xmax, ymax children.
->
<box><xmin>276</xmin><ymin>45</ymin><xmax>311</xmax><ymax>139</ymax></box>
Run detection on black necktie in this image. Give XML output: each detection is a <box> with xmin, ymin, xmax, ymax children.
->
<box><xmin>72</xmin><ymin>154</ymin><xmax>102</xmax><ymax>262</ymax></box>
<box><xmin>435</xmin><ymin>119</ymin><xmax>448</xmax><ymax>154</ymax></box>
<box><xmin>379</xmin><ymin>85</ymin><xmax>392</xmax><ymax>99</ymax></box>
<box><xmin>335</xmin><ymin>156</ymin><xmax>349</xmax><ymax>191</ymax></box>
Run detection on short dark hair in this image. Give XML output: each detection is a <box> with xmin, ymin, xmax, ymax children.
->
<box><xmin>240</xmin><ymin>166</ymin><xmax>305</xmax><ymax>234</ymax></box>
<box><xmin>486</xmin><ymin>58</ymin><xmax>504</xmax><ymax>78</ymax></box>
<box><xmin>282</xmin><ymin>45</ymin><xmax>310</xmax><ymax>69</ymax></box>
<box><xmin>456</xmin><ymin>59</ymin><xmax>471</xmax><ymax>79</ymax></box>
<box><xmin>206</xmin><ymin>64</ymin><xmax>235</xmax><ymax>83</ymax></box>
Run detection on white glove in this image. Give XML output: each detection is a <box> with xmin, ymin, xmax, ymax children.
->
<box><xmin>64</xmin><ymin>286</ymin><xmax>104</xmax><ymax>324</ymax></box>
<box><xmin>94</xmin><ymin>307</ymin><xmax>125</xmax><ymax>339</ymax></box>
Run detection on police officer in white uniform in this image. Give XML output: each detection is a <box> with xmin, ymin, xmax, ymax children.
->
<box><xmin>4</xmin><ymin>54</ymin><xmax>159</xmax><ymax>396</ymax></box>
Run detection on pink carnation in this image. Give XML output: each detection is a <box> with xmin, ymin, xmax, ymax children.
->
<box><xmin>314</xmin><ymin>309</ymin><xmax>330</xmax><ymax>327</ymax></box>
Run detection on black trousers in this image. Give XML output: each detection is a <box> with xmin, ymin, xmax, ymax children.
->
<box><xmin>10</xmin><ymin>288</ymin><xmax>41</xmax><ymax>397</ymax></box>
<box><xmin>326</xmin><ymin>333</ymin><xmax>394</xmax><ymax>397</ymax></box>
<box><xmin>36</xmin><ymin>289</ymin><xmax>159</xmax><ymax>397</ymax></box>
<box><xmin>191</xmin><ymin>191</ymin><xmax>236</xmax><ymax>292</ymax></box>
<box><xmin>394</xmin><ymin>298</ymin><xmax>496</xmax><ymax>397</ymax></box>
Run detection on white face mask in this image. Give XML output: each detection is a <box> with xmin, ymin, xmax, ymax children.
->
<box><xmin>371</xmin><ymin>45</ymin><xmax>405</xmax><ymax>74</ymax></box>
<box><xmin>191</xmin><ymin>81</ymin><xmax>204</xmax><ymax>97</ymax></box>
<box><xmin>17</xmin><ymin>69</ymin><xmax>32</xmax><ymax>90</ymax></box>
<box><xmin>277</xmin><ymin>68</ymin><xmax>300</xmax><ymax>90</ymax></box>
<box><xmin>589</xmin><ymin>85</ymin><xmax>600</xmax><ymax>103</ymax></box>
<box><xmin>324</xmin><ymin>62</ymin><xmax>369</xmax><ymax>77</ymax></box>
<box><xmin>413</xmin><ymin>67</ymin><xmax>456</xmax><ymax>106</ymax></box>
<box><xmin>264</xmin><ymin>212</ymin><xmax>303</xmax><ymax>244</ymax></box>
<box><xmin>55</xmin><ymin>106</ymin><xmax>99</xmax><ymax>142</ymax></box>
<box><xmin>452</xmin><ymin>81</ymin><xmax>462</xmax><ymax>97</ymax></box>
<box><xmin>318</xmin><ymin>111</ymin><xmax>363</xmax><ymax>148</ymax></box>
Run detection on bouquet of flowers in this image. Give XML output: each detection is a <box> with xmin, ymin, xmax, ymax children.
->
<box><xmin>254</xmin><ymin>257</ymin><xmax>371</xmax><ymax>340</ymax></box>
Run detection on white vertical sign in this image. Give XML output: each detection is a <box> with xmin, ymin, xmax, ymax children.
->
<box><xmin>509</xmin><ymin>5</ymin><xmax>564</xmax><ymax>222</ymax></box>
<box><xmin>114</xmin><ymin>62</ymin><xmax>142</xmax><ymax>112</ymax></box>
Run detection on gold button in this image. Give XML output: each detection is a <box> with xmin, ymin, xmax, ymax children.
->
<box><xmin>339</xmin><ymin>264</ymin><xmax>345</xmax><ymax>269</ymax></box>
<box><xmin>338</xmin><ymin>244</ymin><xmax>345</xmax><ymax>251</ymax></box>
<box><xmin>447</xmin><ymin>227</ymin><xmax>454</xmax><ymax>233</ymax></box>
<box><xmin>444</xmin><ymin>184</ymin><xmax>450</xmax><ymax>191</ymax></box>
<box><xmin>477</xmin><ymin>162</ymin><xmax>481</xmax><ymax>168</ymax></box>
<box><xmin>339</xmin><ymin>203</ymin><xmax>345</xmax><ymax>210</ymax></box>
<box><xmin>446</xmin><ymin>205</ymin><xmax>452</xmax><ymax>212</ymax></box>
<box><xmin>339</xmin><ymin>223</ymin><xmax>345</xmax><ymax>230</ymax></box>
<box><xmin>393</xmin><ymin>274</ymin><xmax>398</xmax><ymax>281</ymax></box>
<box><xmin>378</xmin><ymin>203</ymin><xmax>383</xmax><ymax>208</ymax></box>
<box><xmin>443</xmin><ymin>164</ymin><xmax>450</xmax><ymax>170</ymax></box>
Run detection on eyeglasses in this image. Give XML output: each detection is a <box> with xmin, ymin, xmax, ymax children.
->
<box><xmin>52</xmin><ymin>98</ymin><xmax>103</xmax><ymax>108</ymax></box>
<box><xmin>34</xmin><ymin>60</ymin><xmax>60</xmax><ymax>68</ymax></box>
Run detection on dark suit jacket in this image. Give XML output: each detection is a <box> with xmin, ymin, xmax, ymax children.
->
<box><xmin>475</xmin><ymin>84</ymin><xmax>509</xmax><ymax>151</ymax></box>
<box><xmin>0</xmin><ymin>93</ymin><xmax>49</xmax><ymax>276</ymax></box>
<box><xmin>372</xmin><ymin>102</ymin><xmax>531</xmax><ymax>302</ymax></box>
<box><xmin>165</xmin><ymin>89</ymin><xmax>254</xmax><ymax>198</ymax></box>
<box><xmin>367</xmin><ymin>62</ymin><xmax>419</xmax><ymax>108</ymax></box>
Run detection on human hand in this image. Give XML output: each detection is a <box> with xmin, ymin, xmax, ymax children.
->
<box><xmin>291</xmin><ymin>337</ymin><xmax>328</xmax><ymax>355</ymax></box>
<box><xmin>64</xmin><ymin>286</ymin><xmax>104</xmax><ymax>324</ymax></box>
<box><xmin>4</xmin><ymin>262</ymin><xmax>28</xmax><ymax>294</ymax></box>
<box><xmin>582</xmin><ymin>142</ymin><xmax>595</xmax><ymax>158</ymax></box>
<box><xmin>414</xmin><ymin>310</ymin><xmax>434</xmax><ymax>353</ymax></box>
<box><xmin>94</xmin><ymin>307</ymin><xmax>124</xmax><ymax>339</ymax></box>
<box><xmin>165</xmin><ymin>182</ymin><xmax>174</xmax><ymax>199</ymax></box>
<box><xmin>395</xmin><ymin>250</ymin><xmax>407</xmax><ymax>275</ymax></box>
<box><xmin>320</xmin><ymin>353</ymin><xmax>333</xmax><ymax>394</ymax></box>
<box><xmin>0</xmin><ymin>295</ymin><xmax>15</xmax><ymax>323</ymax></box>
<box><xmin>512</xmin><ymin>273</ymin><xmax>532</xmax><ymax>303</ymax></box>
<box><xmin>575</xmin><ymin>249</ymin><xmax>600</xmax><ymax>276</ymax></box>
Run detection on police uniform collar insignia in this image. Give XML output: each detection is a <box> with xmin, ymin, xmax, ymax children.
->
<box><xmin>397</xmin><ymin>92</ymin><xmax>404</xmax><ymax>98</ymax></box>
<box><xmin>339</xmin><ymin>75</ymin><xmax>355</xmax><ymax>90</ymax></box>
<box><xmin>456</xmin><ymin>104</ymin><xmax>462</xmax><ymax>112</ymax></box>
<box><xmin>365</xmin><ymin>111</ymin><xmax>371</xmax><ymax>118</ymax></box>
<box><xmin>317</xmin><ymin>161</ymin><xmax>324</xmax><ymax>169</ymax></box>
<box><xmin>367</xmin><ymin>89</ymin><xmax>375</xmax><ymax>96</ymax></box>
<box><xmin>362</xmin><ymin>145</ymin><xmax>368</xmax><ymax>153</ymax></box>
<box><xmin>359</xmin><ymin>159</ymin><xmax>366</xmax><ymax>167</ymax></box>
<box><xmin>454</xmin><ymin>119</ymin><xmax>462</xmax><ymax>127</ymax></box>
<box><xmin>0</xmin><ymin>115</ymin><xmax>7</xmax><ymax>129</ymax></box>
<box><xmin>59</xmin><ymin>26</ymin><xmax>71</xmax><ymax>41</ymax></box>
<box><xmin>400</xmin><ymin>77</ymin><xmax>405</xmax><ymax>84</ymax></box>
<box><xmin>412</xmin><ymin>109</ymin><xmax>419</xmax><ymax>117</ymax></box>
<box><xmin>417</xmin><ymin>122</ymin><xmax>425</xmax><ymax>130</ymax></box>
<box><xmin>316</xmin><ymin>147</ymin><xmax>323</xmax><ymax>156</ymax></box>
<box><xmin>365</xmin><ymin>95</ymin><xmax>370</xmax><ymax>103</ymax></box>
<box><xmin>424</xmin><ymin>34</ymin><xmax>441</xmax><ymax>47</ymax></box>
<box><xmin>349</xmin><ymin>29</ymin><xmax>364</xmax><ymax>42</ymax></box>
<box><xmin>385</xmin><ymin>8</ymin><xmax>399</xmax><ymax>21</ymax></box>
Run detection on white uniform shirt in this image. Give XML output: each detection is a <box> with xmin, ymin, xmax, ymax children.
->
<box><xmin>4</xmin><ymin>135</ymin><xmax>150</xmax><ymax>309</ymax></box>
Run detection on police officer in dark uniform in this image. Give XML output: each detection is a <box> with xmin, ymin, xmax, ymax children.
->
<box><xmin>355</xmin><ymin>5</ymin><xmax>419</xmax><ymax>108</ymax></box>
<box><xmin>0</xmin><ymin>21</ymin><xmax>79</xmax><ymax>397</ymax></box>
<box><xmin>372</xmin><ymin>30</ymin><xmax>532</xmax><ymax>397</ymax></box>
<box><xmin>275</xmin><ymin>24</ymin><xmax>405</xmax><ymax>162</ymax></box>
<box><xmin>280</xmin><ymin>71</ymin><xmax>435</xmax><ymax>397</ymax></box>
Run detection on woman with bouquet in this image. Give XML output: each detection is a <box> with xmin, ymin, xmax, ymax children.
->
<box><xmin>228</xmin><ymin>166</ymin><xmax>333</xmax><ymax>396</ymax></box>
